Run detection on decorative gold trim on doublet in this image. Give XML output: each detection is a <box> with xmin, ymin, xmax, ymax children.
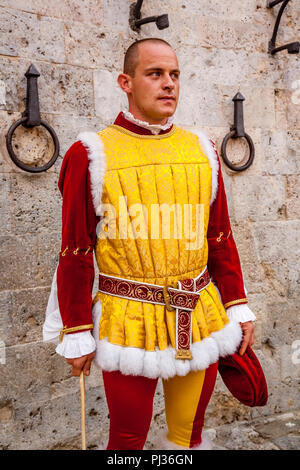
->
<box><xmin>224</xmin><ymin>298</ymin><xmax>248</xmax><ymax>309</ymax></box>
<box><xmin>108</xmin><ymin>124</ymin><xmax>177</xmax><ymax>139</ymax></box>
<box><xmin>59</xmin><ymin>324</ymin><xmax>94</xmax><ymax>342</ymax></box>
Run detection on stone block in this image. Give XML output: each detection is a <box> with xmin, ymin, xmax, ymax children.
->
<box><xmin>196</xmin><ymin>16</ymin><xmax>267</xmax><ymax>53</ymax></box>
<box><xmin>177</xmin><ymin>46</ymin><xmax>251</xmax><ymax>88</ymax></box>
<box><xmin>51</xmin><ymin>114</ymin><xmax>104</xmax><ymax>158</ymax></box>
<box><xmin>232</xmin><ymin>175</ymin><xmax>286</xmax><ymax>222</ymax></box>
<box><xmin>0</xmin><ymin>234</ymin><xmax>40</xmax><ymax>290</ymax></box>
<box><xmin>287</xmin><ymin>251</ymin><xmax>300</xmax><ymax>301</ymax></box>
<box><xmin>252</xmin><ymin>221</ymin><xmax>300</xmax><ymax>263</ymax></box>
<box><xmin>275</xmin><ymin>88</ymin><xmax>300</xmax><ymax>130</ymax></box>
<box><xmin>10</xmin><ymin>172</ymin><xmax>61</xmax><ymax>235</ymax></box>
<box><xmin>262</xmin><ymin>301</ymin><xmax>300</xmax><ymax>349</ymax></box>
<box><xmin>280</xmin><ymin>343</ymin><xmax>300</xmax><ymax>383</ymax></box>
<box><xmin>65</xmin><ymin>22</ymin><xmax>128</xmax><ymax>70</ymax></box>
<box><xmin>220</xmin><ymin>86</ymin><xmax>275</xmax><ymax>130</ymax></box>
<box><xmin>37</xmin><ymin>231</ymin><xmax>61</xmax><ymax>286</ymax></box>
<box><xmin>176</xmin><ymin>82</ymin><xmax>223</xmax><ymax>127</ymax></box>
<box><xmin>5</xmin><ymin>383</ymin><xmax>107</xmax><ymax>449</ymax></box>
<box><xmin>94</xmin><ymin>69</ymin><xmax>128</xmax><ymax>122</ymax></box>
<box><xmin>0</xmin><ymin>57</ymin><xmax>27</xmax><ymax>113</ymax></box>
<box><xmin>0</xmin><ymin>111</ymin><xmax>58</xmax><ymax>174</ymax></box>
<box><xmin>0</xmin><ymin>57</ymin><xmax>94</xmax><ymax>117</ymax></box>
<box><xmin>185</xmin><ymin>0</ymin><xmax>271</xmax><ymax>25</ymax></box>
<box><xmin>0</xmin><ymin>174</ymin><xmax>12</xmax><ymax>235</ymax></box>
<box><xmin>9</xmin><ymin>287</ymin><xmax>51</xmax><ymax>346</ymax></box>
<box><xmin>0</xmin><ymin>8</ymin><xmax>65</xmax><ymax>63</ymax></box>
<box><xmin>230</xmin><ymin>222</ymin><xmax>266</xmax><ymax>295</ymax></box>
<box><xmin>286</xmin><ymin>175</ymin><xmax>300</xmax><ymax>219</ymax></box>
<box><xmin>0</xmin><ymin>342</ymin><xmax>53</xmax><ymax>405</ymax></box>
<box><xmin>273</xmin><ymin>435</ymin><xmax>300</xmax><ymax>450</ymax></box>
<box><xmin>36</xmin><ymin>62</ymin><xmax>94</xmax><ymax>116</ymax></box>
<box><xmin>0</xmin><ymin>0</ymin><xmax>103</xmax><ymax>25</ymax></box>
<box><xmin>0</xmin><ymin>291</ymin><xmax>13</xmax><ymax>348</ymax></box>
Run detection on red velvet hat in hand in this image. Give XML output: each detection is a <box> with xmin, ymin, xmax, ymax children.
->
<box><xmin>218</xmin><ymin>346</ymin><xmax>268</xmax><ymax>407</ymax></box>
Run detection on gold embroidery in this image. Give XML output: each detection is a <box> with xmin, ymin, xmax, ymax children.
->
<box><xmin>73</xmin><ymin>247</ymin><xmax>79</xmax><ymax>255</ymax></box>
<box><xmin>59</xmin><ymin>324</ymin><xmax>94</xmax><ymax>343</ymax></box>
<box><xmin>108</xmin><ymin>124</ymin><xmax>177</xmax><ymax>140</ymax></box>
<box><xmin>61</xmin><ymin>246</ymin><xmax>68</xmax><ymax>256</ymax></box>
<box><xmin>85</xmin><ymin>246</ymin><xmax>91</xmax><ymax>255</ymax></box>
<box><xmin>217</xmin><ymin>232</ymin><xmax>224</xmax><ymax>242</ymax></box>
<box><xmin>224</xmin><ymin>298</ymin><xmax>248</xmax><ymax>309</ymax></box>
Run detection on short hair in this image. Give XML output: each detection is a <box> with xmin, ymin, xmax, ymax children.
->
<box><xmin>123</xmin><ymin>38</ymin><xmax>174</xmax><ymax>77</ymax></box>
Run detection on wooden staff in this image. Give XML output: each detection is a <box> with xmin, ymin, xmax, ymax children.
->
<box><xmin>80</xmin><ymin>371</ymin><xmax>86</xmax><ymax>450</ymax></box>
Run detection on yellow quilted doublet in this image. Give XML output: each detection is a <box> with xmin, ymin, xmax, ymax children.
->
<box><xmin>93</xmin><ymin>125</ymin><xmax>229</xmax><ymax>351</ymax></box>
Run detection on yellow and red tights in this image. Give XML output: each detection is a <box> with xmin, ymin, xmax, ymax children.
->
<box><xmin>102</xmin><ymin>361</ymin><xmax>218</xmax><ymax>450</ymax></box>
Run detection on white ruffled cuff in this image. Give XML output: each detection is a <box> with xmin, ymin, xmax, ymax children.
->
<box><xmin>226</xmin><ymin>303</ymin><xmax>256</xmax><ymax>323</ymax></box>
<box><xmin>42</xmin><ymin>264</ymin><xmax>96</xmax><ymax>359</ymax></box>
<box><xmin>55</xmin><ymin>331</ymin><xmax>96</xmax><ymax>358</ymax></box>
<box><xmin>212</xmin><ymin>281</ymin><xmax>256</xmax><ymax>323</ymax></box>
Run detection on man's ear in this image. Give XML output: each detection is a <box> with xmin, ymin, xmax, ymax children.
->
<box><xmin>117</xmin><ymin>73</ymin><xmax>132</xmax><ymax>94</ymax></box>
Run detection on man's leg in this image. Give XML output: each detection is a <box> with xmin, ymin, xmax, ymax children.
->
<box><xmin>162</xmin><ymin>361</ymin><xmax>218</xmax><ymax>448</ymax></box>
<box><xmin>102</xmin><ymin>370</ymin><xmax>158</xmax><ymax>450</ymax></box>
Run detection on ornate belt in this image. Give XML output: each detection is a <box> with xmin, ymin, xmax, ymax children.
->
<box><xmin>98</xmin><ymin>267</ymin><xmax>210</xmax><ymax>360</ymax></box>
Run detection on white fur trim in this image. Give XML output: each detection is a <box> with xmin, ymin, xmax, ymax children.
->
<box><xmin>152</xmin><ymin>430</ymin><xmax>213</xmax><ymax>450</ymax></box>
<box><xmin>77</xmin><ymin>131</ymin><xmax>106</xmax><ymax>216</ymax></box>
<box><xmin>210</xmin><ymin>320</ymin><xmax>242</xmax><ymax>356</ymax></box>
<box><xmin>92</xmin><ymin>300</ymin><xmax>242</xmax><ymax>379</ymax></box>
<box><xmin>192</xmin><ymin>130</ymin><xmax>219</xmax><ymax>205</ymax></box>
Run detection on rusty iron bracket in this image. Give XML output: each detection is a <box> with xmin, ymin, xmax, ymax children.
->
<box><xmin>268</xmin><ymin>0</ymin><xmax>299</xmax><ymax>55</ymax></box>
<box><xmin>129</xmin><ymin>0</ymin><xmax>169</xmax><ymax>32</ymax></box>
<box><xmin>6</xmin><ymin>64</ymin><xmax>59</xmax><ymax>173</ymax></box>
<box><xmin>221</xmin><ymin>93</ymin><xmax>255</xmax><ymax>172</ymax></box>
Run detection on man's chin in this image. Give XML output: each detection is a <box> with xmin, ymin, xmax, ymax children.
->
<box><xmin>153</xmin><ymin>106</ymin><xmax>176</xmax><ymax>120</ymax></box>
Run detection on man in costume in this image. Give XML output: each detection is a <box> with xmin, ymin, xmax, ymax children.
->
<box><xmin>43</xmin><ymin>38</ymin><xmax>256</xmax><ymax>450</ymax></box>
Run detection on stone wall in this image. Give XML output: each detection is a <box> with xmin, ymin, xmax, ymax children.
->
<box><xmin>0</xmin><ymin>0</ymin><xmax>299</xmax><ymax>449</ymax></box>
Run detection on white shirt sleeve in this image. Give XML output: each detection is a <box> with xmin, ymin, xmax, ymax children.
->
<box><xmin>42</xmin><ymin>263</ymin><xmax>96</xmax><ymax>358</ymax></box>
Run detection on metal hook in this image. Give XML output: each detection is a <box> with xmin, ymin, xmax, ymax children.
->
<box><xmin>221</xmin><ymin>93</ymin><xmax>255</xmax><ymax>172</ymax></box>
<box><xmin>6</xmin><ymin>64</ymin><xmax>60</xmax><ymax>173</ymax></box>
<box><xmin>268</xmin><ymin>0</ymin><xmax>299</xmax><ymax>55</ymax></box>
<box><xmin>129</xmin><ymin>0</ymin><xmax>169</xmax><ymax>32</ymax></box>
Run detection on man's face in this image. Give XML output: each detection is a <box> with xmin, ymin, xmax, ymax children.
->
<box><xmin>124</xmin><ymin>42</ymin><xmax>180</xmax><ymax>124</ymax></box>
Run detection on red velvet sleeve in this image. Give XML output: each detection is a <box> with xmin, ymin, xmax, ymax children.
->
<box><xmin>56</xmin><ymin>141</ymin><xmax>100</xmax><ymax>333</ymax></box>
<box><xmin>207</xmin><ymin>141</ymin><xmax>248</xmax><ymax>309</ymax></box>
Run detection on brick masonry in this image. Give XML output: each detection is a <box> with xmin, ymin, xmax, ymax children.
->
<box><xmin>0</xmin><ymin>0</ymin><xmax>299</xmax><ymax>450</ymax></box>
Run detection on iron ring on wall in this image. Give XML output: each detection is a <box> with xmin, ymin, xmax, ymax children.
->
<box><xmin>6</xmin><ymin>117</ymin><xmax>60</xmax><ymax>173</ymax></box>
<box><xmin>221</xmin><ymin>130</ymin><xmax>255</xmax><ymax>172</ymax></box>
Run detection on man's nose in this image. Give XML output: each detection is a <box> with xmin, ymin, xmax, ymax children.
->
<box><xmin>162</xmin><ymin>74</ymin><xmax>175</xmax><ymax>89</ymax></box>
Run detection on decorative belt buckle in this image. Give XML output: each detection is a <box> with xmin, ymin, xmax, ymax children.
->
<box><xmin>163</xmin><ymin>284</ymin><xmax>175</xmax><ymax>312</ymax></box>
<box><xmin>175</xmin><ymin>349</ymin><xmax>193</xmax><ymax>360</ymax></box>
